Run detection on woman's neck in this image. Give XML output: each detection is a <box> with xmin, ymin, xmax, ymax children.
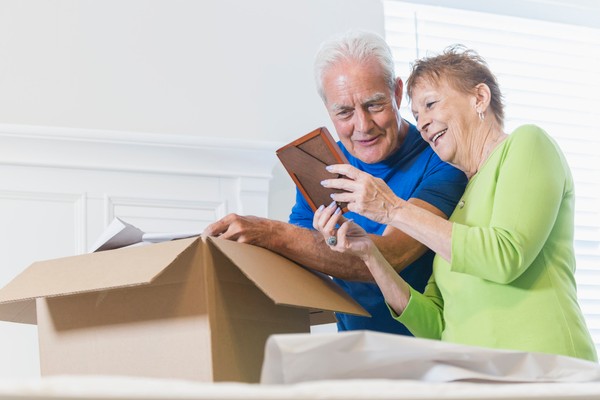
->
<box><xmin>464</xmin><ymin>124</ymin><xmax>507</xmax><ymax>180</ymax></box>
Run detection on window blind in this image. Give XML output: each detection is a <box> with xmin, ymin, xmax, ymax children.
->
<box><xmin>384</xmin><ymin>1</ymin><xmax>600</xmax><ymax>353</ymax></box>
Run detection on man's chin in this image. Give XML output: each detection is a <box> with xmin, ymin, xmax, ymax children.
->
<box><xmin>354</xmin><ymin>151</ymin><xmax>387</xmax><ymax>164</ymax></box>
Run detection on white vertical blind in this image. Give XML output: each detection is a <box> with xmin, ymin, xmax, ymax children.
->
<box><xmin>384</xmin><ymin>1</ymin><xmax>600</xmax><ymax>354</ymax></box>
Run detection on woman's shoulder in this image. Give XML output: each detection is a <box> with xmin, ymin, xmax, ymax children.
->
<box><xmin>509</xmin><ymin>124</ymin><xmax>553</xmax><ymax>144</ymax></box>
<box><xmin>510</xmin><ymin>124</ymin><xmax>549</xmax><ymax>139</ymax></box>
<box><xmin>507</xmin><ymin>124</ymin><xmax>559</xmax><ymax>152</ymax></box>
<box><xmin>507</xmin><ymin>125</ymin><xmax>569</xmax><ymax>174</ymax></box>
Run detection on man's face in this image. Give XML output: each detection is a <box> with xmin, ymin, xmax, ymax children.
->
<box><xmin>322</xmin><ymin>59</ymin><xmax>403</xmax><ymax>164</ymax></box>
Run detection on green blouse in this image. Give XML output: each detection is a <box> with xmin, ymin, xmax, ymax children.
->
<box><xmin>396</xmin><ymin>125</ymin><xmax>597</xmax><ymax>362</ymax></box>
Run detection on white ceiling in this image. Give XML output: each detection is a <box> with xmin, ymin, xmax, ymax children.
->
<box><xmin>399</xmin><ymin>0</ymin><xmax>600</xmax><ymax>29</ymax></box>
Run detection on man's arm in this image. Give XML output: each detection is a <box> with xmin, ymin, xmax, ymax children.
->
<box><xmin>203</xmin><ymin>198</ymin><xmax>446</xmax><ymax>282</ymax></box>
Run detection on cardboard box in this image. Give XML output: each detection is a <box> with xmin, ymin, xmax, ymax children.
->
<box><xmin>0</xmin><ymin>237</ymin><xmax>368</xmax><ymax>382</ymax></box>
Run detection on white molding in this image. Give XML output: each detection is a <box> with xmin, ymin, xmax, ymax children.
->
<box><xmin>74</xmin><ymin>194</ymin><xmax>87</xmax><ymax>254</ymax></box>
<box><xmin>0</xmin><ymin>124</ymin><xmax>283</xmax><ymax>179</ymax></box>
<box><xmin>103</xmin><ymin>195</ymin><xmax>227</xmax><ymax>225</ymax></box>
<box><xmin>0</xmin><ymin>189</ymin><xmax>87</xmax><ymax>253</ymax></box>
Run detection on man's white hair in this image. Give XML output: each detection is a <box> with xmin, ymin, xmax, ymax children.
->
<box><xmin>314</xmin><ymin>30</ymin><xmax>396</xmax><ymax>102</ymax></box>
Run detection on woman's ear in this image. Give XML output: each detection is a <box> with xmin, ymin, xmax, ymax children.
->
<box><xmin>474</xmin><ymin>83</ymin><xmax>492</xmax><ymax>113</ymax></box>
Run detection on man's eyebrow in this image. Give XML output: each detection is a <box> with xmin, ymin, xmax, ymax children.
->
<box><xmin>330</xmin><ymin>103</ymin><xmax>351</xmax><ymax>112</ymax></box>
<box><xmin>330</xmin><ymin>93</ymin><xmax>388</xmax><ymax>112</ymax></box>
<box><xmin>363</xmin><ymin>93</ymin><xmax>387</xmax><ymax>104</ymax></box>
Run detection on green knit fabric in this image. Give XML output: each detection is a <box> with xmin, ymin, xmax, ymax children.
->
<box><xmin>396</xmin><ymin>125</ymin><xmax>597</xmax><ymax>362</ymax></box>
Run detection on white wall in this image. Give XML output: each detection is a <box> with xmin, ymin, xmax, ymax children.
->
<box><xmin>0</xmin><ymin>0</ymin><xmax>384</xmax><ymax>224</ymax></box>
<box><xmin>0</xmin><ymin>0</ymin><xmax>384</xmax><ymax>379</ymax></box>
<box><xmin>0</xmin><ymin>0</ymin><xmax>383</xmax><ymax>139</ymax></box>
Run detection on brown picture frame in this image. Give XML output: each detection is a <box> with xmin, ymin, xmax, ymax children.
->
<box><xmin>276</xmin><ymin>127</ymin><xmax>349</xmax><ymax>213</ymax></box>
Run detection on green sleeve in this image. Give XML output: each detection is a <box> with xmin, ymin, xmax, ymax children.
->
<box><xmin>391</xmin><ymin>280</ymin><xmax>445</xmax><ymax>339</ymax></box>
<box><xmin>451</xmin><ymin>126</ymin><xmax>569</xmax><ymax>283</ymax></box>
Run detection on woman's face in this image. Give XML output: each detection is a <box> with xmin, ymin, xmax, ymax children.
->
<box><xmin>410</xmin><ymin>77</ymin><xmax>478</xmax><ymax>170</ymax></box>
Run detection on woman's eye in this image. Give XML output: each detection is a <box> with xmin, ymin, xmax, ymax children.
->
<box><xmin>426</xmin><ymin>101</ymin><xmax>438</xmax><ymax>109</ymax></box>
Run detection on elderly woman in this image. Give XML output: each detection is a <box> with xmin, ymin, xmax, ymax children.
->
<box><xmin>314</xmin><ymin>45</ymin><xmax>597</xmax><ymax>362</ymax></box>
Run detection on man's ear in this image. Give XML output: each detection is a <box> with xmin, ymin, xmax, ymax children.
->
<box><xmin>394</xmin><ymin>77</ymin><xmax>404</xmax><ymax>108</ymax></box>
<box><xmin>474</xmin><ymin>82</ymin><xmax>492</xmax><ymax>112</ymax></box>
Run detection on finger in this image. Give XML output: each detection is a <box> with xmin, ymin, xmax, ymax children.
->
<box><xmin>312</xmin><ymin>204</ymin><xmax>325</xmax><ymax>230</ymax></box>
<box><xmin>202</xmin><ymin>224</ymin><xmax>215</xmax><ymax>236</ymax></box>
<box><xmin>323</xmin><ymin>206</ymin><xmax>342</xmax><ymax>236</ymax></box>
<box><xmin>337</xmin><ymin>219</ymin><xmax>352</xmax><ymax>237</ymax></box>
<box><xmin>312</xmin><ymin>203</ymin><xmax>335</xmax><ymax>230</ymax></box>
<box><xmin>217</xmin><ymin>228</ymin><xmax>238</xmax><ymax>241</ymax></box>
<box><xmin>329</xmin><ymin>191</ymin><xmax>357</xmax><ymax>204</ymax></box>
<box><xmin>333</xmin><ymin>219</ymin><xmax>353</xmax><ymax>249</ymax></box>
<box><xmin>325</xmin><ymin>164</ymin><xmax>362</xmax><ymax>180</ymax></box>
<box><xmin>320</xmin><ymin>177</ymin><xmax>357</xmax><ymax>192</ymax></box>
<box><xmin>336</xmin><ymin>213</ymin><xmax>348</xmax><ymax>224</ymax></box>
<box><xmin>314</xmin><ymin>201</ymin><xmax>337</xmax><ymax>232</ymax></box>
<box><xmin>202</xmin><ymin>220</ymin><xmax>227</xmax><ymax>236</ymax></box>
<box><xmin>337</xmin><ymin>220</ymin><xmax>353</xmax><ymax>246</ymax></box>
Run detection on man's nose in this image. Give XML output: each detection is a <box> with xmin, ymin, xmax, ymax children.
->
<box><xmin>355</xmin><ymin>108</ymin><xmax>373</xmax><ymax>133</ymax></box>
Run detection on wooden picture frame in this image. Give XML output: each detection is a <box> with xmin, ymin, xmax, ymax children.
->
<box><xmin>276</xmin><ymin>127</ymin><xmax>349</xmax><ymax>213</ymax></box>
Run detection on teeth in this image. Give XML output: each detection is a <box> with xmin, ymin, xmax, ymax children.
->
<box><xmin>433</xmin><ymin>129</ymin><xmax>447</xmax><ymax>142</ymax></box>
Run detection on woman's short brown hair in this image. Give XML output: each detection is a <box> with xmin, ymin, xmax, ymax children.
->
<box><xmin>406</xmin><ymin>45</ymin><xmax>505</xmax><ymax>126</ymax></box>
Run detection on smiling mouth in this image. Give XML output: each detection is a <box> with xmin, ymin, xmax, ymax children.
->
<box><xmin>431</xmin><ymin>129</ymin><xmax>447</xmax><ymax>145</ymax></box>
<box><xmin>355</xmin><ymin>136</ymin><xmax>380</xmax><ymax>145</ymax></box>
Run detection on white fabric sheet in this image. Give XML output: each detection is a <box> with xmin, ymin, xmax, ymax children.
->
<box><xmin>3</xmin><ymin>331</ymin><xmax>600</xmax><ymax>399</ymax></box>
<box><xmin>2</xmin><ymin>375</ymin><xmax>600</xmax><ymax>399</ymax></box>
<box><xmin>261</xmin><ymin>331</ymin><xmax>600</xmax><ymax>384</ymax></box>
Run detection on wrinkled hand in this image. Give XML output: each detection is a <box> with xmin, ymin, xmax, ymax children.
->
<box><xmin>321</xmin><ymin>164</ymin><xmax>402</xmax><ymax>225</ymax></box>
<box><xmin>313</xmin><ymin>201</ymin><xmax>375</xmax><ymax>261</ymax></box>
<box><xmin>202</xmin><ymin>214</ymin><xmax>272</xmax><ymax>246</ymax></box>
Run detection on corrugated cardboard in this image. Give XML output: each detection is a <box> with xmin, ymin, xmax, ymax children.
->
<box><xmin>0</xmin><ymin>236</ymin><xmax>368</xmax><ymax>383</ymax></box>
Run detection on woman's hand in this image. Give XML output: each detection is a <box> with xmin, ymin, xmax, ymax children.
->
<box><xmin>313</xmin><ymin>200</ymin><xmax>376</xmax><ymax>261</ymax></box>
<box><xmin>314</xmin><ymin>199</ymin><xmax>413</xmax><ymax>315</ymax></box>
<box><xmin>321</xmin><ymin>164</ymin><xmax>403</xmax><ymax>225</ymax></box>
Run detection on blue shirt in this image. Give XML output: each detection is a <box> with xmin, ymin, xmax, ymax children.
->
<box><xmin>289</xmin><ymin>122</ymin><xmax>467</xmax><ymax>335</ymax></box>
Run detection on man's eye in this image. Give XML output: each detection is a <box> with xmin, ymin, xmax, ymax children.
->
<box><xmin>369</xmin><ymin>105</ymin><xmax>384</xmax><ymax>113</ymax></box>
<box><xmin>337</xmin><ymin>110</ymin><xmax>352</xmax><ymax>118</ymax></box>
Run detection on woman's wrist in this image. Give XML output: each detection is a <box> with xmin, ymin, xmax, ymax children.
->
<box><xmin>387</xmin><ymin>197</ymin><xmax>405</xmax><ymax>224</ymax></box>
<box><xmin>361</xmin><ymin>245</ymin><xmax>387</xmax><ymax>268</ymax></box>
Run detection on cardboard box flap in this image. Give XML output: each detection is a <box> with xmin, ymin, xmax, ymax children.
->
<box><xmin>0</xmin><ymin>237</ymin><xmax>200</xmax><ymax>313</ymax></box>
<box><xmin>0</xmin><ymin>298</ymin><xmax>37</xmax><ymax>324</ymax></box>
<box><xmin>207</xmin><ymin>237</ymin><xmax>369</xmax><ymax>317</ymax></box>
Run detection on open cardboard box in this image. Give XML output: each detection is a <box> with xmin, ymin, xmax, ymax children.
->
<box><xmin>0</xmin><ymin>236</ymin><xmax>368</xmax><ymax>382</ymax></box>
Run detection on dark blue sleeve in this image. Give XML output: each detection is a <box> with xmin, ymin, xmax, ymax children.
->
<box><xmin>413</xmin><ymin>156</ymin><xmax>468</xmax><ymax>218</ymax></box>
<box><xmin>288</xmin><ymin>188</ymin><xmax>315</xmax><ymax>229</ymax></box>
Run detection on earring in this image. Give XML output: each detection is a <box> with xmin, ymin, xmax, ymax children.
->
<box><xmin>478</xmin><ymin>111</ymin><xmax>485</xmax><ymax>121</ymax></box>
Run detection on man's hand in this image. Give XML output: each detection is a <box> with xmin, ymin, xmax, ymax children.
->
<box><xmin>202</xmin><ymin>199</ymin><xmax>443</xmax><ymax>282</ymax></box>
<box><xmin>203</xmin><ymin>214</ymin><xmax>274</xmax><ymax>247</ymax></box>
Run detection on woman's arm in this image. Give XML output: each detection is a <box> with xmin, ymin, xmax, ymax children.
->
<box><xmin>313</xmin><ymin>204</ymin><xmax>412</xmax><ymax>314</ymax></box>
<box><xmin>321</xmin><ymin>164</ymin><xmax>454</xmax><ymax>262</ymax></box>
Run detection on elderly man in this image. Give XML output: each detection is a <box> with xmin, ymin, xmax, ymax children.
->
<box><xmin>203</xmin><ymin>31</ymin><xmax>467</xmax><ymax>335</ymax></box>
